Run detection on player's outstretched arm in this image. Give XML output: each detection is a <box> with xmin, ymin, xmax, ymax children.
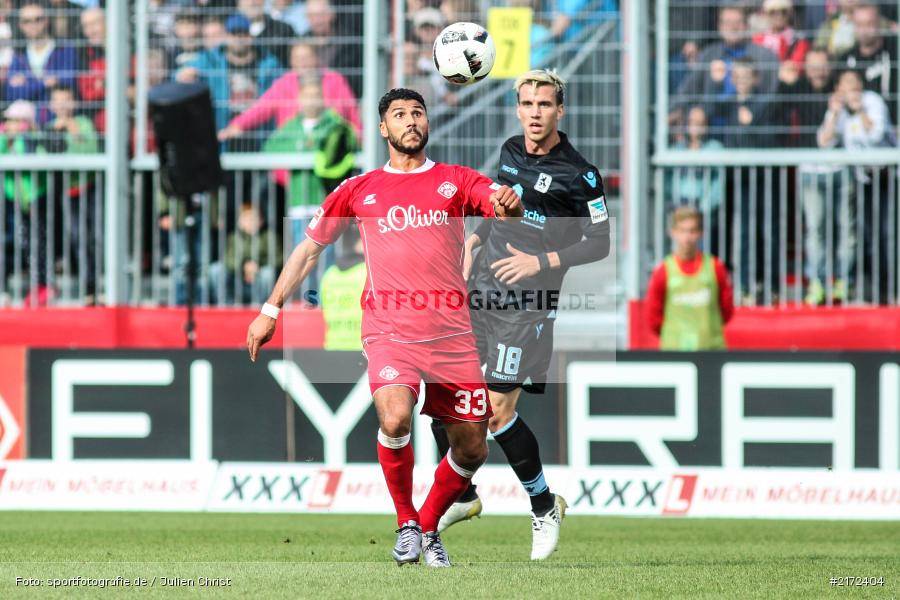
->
<box><xmin>489</xmin><ymin>185</ymin><xmax>523</xmax><ymax>220</ymax></box>
<box><xmin>246</xmin><ymin>237</ymin><xmax>326</xmax><ymax>362</ymax></box>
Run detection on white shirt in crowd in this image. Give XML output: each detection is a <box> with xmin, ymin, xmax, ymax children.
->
<box><xmin>818</xmin><ymin>90</ymin><xmax>896</xmax><ymax>151</ymax></box>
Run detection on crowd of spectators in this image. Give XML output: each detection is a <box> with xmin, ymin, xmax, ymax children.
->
<box><xmin>667</xmin><ymin>0</ymin><xmax>899</xmax><ymax>305</ymax></box>
<box><xmin>669</xmin><ymin>0</ymin><xmax>898</xmax><ymax>149</ymax></box>
<box><xmin>0</xmin><ymin>0</ymin><xmax>368</xmax><ymax>306</ymax></box>
<box><xmin>0</xmin><ymin>1</ymin><xmax>106</xmax><ymax>306</ymax></box>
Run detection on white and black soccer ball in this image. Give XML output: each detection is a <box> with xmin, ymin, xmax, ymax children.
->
<box><xmin>432</xmin><ymin>22</ymin><xmax>496</xmax><ymax>86</ymax></box>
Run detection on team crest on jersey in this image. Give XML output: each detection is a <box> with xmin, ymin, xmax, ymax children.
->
<box><xmin>437</xmin><ymin>181</ymin><xmax>458</xmax><ymax>199</ymax></box>
<box><xmin>308</xmin><ymin>206</ymin><xmax>325</xmax><ymax>229</ymax></box>
<box><xmin>379</xmin><ymin>366</ymin><xmax>400</xmax><ymax>381</ymax></box>
<box><xmin>588</xmin><ymin>196</ymin><xmax>609</xmax><ymax>223</ymax></box>
<box><xmin>534</xmin><ymin>173</ymin><xmax>552</xmax><ymax>193</ymax></box>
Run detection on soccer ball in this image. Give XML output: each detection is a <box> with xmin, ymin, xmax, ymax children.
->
<box><xmin>432</xmin><ymin>22</ymin><xmax>496</xmax><ymax>86</ymax></box>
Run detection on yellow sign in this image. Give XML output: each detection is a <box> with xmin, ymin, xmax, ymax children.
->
<box><xmin>487</xmin><ymin>7</ymin><xmax>532</xmax><ymax>79</ymax></box>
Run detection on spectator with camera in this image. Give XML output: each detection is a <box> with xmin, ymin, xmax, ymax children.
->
<box><xmin>819</xmin><ymin>69</ymin><xmax>895</xmax><ymax>154</ymax></box>
<box><xmin>818</xmin><ymin>68</ymin><xmax>896</xmax><ymax>304</ymax></box>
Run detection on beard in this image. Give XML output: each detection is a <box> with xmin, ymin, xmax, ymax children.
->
<box><xmin>388</xmin><ymin>128</ymin><xmax>429</xmax><ymax>155</ymax></box>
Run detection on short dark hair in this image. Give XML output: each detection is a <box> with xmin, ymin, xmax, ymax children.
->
<box><xmin>175</xmin><ymin>9</ymin><xmax>202</xmax><ymax>24</ymax></box>
<box><xmin>732</xmin><ymin>55</ymin><xmax>755</xmax><ymax>71</ymax></box>
<box><xmin>837</xmin><ymin>68</ymin><xmax>863</xmax><ymax>85</ymax></box>
<box><xmin>378</xmin><ymin>88</ymin><xmax>427</xmax><ymax>120</ymax></box>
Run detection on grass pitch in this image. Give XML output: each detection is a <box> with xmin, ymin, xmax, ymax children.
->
<box><xmin>0</xmin><ymin>512</ymin><xmax>897</xmax><ymax>599</ymax></box>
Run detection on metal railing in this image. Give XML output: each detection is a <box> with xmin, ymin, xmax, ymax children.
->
<box><xmin>0</xmin><ymin>159</ymin><xmax>106</xmax><ymax>307</ymax></box>
<box><xmin>128</xmin><ymin>153</ymin><xmax>369</xmax><ymax>307</ymax></box>
<box><xmin>650</xmin><ymin>152</ymin><xmax>900</xmax><ymax>306</ymax></box>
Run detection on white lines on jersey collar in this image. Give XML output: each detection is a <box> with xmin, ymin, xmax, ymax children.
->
<box><xmin>383</xmin><ymin>158</ymin><xmax>435</xmax><ymax>174</ymax></box>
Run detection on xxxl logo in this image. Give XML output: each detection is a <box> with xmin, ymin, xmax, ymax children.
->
<box><xmin>573</xmin><ymin>477</ymin><xmax>665</xmax><ymax>514</ymax></box>
<box><xmin>217</xmin><ymin>469</ymin><xmax>342</xmax><ymax>510</ymax></box>
<box><xmin>377</xmin><ymin>205</ymin><xmax>450</xmax><ymax>233</ymax></box>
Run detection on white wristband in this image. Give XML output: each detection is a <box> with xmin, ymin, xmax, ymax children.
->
<box><xmin>261</xmin><ymin>303</ymin><xmax>280</xmax><ymax>319</ymax></box>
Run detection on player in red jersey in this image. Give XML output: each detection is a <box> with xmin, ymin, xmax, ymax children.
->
<box><xmin>246</xmin><ymin>88</ymin><xmax>522</xmax><ymax>567</ymax></box>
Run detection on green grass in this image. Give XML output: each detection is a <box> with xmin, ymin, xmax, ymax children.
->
<box><xmin>0</xmin><ymin>512</ymin><xmax>897</xmax><ymax>599</ymax></box>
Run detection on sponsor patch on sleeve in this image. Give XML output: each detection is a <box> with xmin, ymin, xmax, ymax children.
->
<box><xmin>587</xmin><ymin>196</ymin><xmax>609</xmax><ymax>224</ymax></box>
<box><xmin>308</xmin><ymin>206</ymin><xmax>325</xmax><ymax>230</ymax></box>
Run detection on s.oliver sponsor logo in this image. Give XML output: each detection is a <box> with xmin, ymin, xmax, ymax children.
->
<box><xmin>377</xmin><ymin>206</ymin><xmax>450</xmax><ymax>233</ymax></box>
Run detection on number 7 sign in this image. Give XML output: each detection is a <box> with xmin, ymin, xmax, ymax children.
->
<box><xmin>487</xmin><ymin>7</ymin><xmax>532</xmax><ymax>78</ymax></box>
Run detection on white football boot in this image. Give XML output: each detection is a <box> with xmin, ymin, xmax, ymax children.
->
<box><xmin>422</xmin><ymin>531</ymin><xmax>452</xmax><ymax>567</ymax></box>
<box><xmin>530</xmin><ymin>494</ymin><xmax>567</xmax><ymax>560</ymax></box>
<box><xmin>392</xmin><ymin>521</ymin><xmax>422</xmax><ymax>565</ymax></box>
<box><xmin>437</xmin><ymin>496</ymin><xmax>483</xmax><ymax>533</ymax></box>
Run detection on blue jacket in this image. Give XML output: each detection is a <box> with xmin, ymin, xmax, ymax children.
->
<box><xmin>185</xmin><ymin>47</ymin><xmax>282</xmax><ymax>131</ymax></box>
<box><xmin>6</xmin><ymin>46</ymin><xmax>78</xmax><ymax>121</ymax></box>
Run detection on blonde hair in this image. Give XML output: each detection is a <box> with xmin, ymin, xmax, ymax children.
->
<box><xmin>514</xmin><ymin>69</ymin><xmax>566</xmax><ymax>105</ymax></box>
<box><xmin>670</xmin><ymin>205</ymin><xmax>703</xmax><ymax>229</ymax></box>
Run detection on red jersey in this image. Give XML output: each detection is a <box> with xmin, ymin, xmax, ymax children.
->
<box><xmin>306</xmin><ymin>159</ymin><xmax>498</xmax><ymax>343</ymax></box>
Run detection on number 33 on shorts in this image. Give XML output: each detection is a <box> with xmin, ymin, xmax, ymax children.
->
<box><xmin>454</xmin><ymin>388</ymin><xmax>488</xmax><ymax>416</ymax></box>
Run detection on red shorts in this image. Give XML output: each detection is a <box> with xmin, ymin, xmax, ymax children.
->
<box><xmin>364</xmin><ymin>332</ymin><xmax>491</xmax><ymax>423</ymax></box>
